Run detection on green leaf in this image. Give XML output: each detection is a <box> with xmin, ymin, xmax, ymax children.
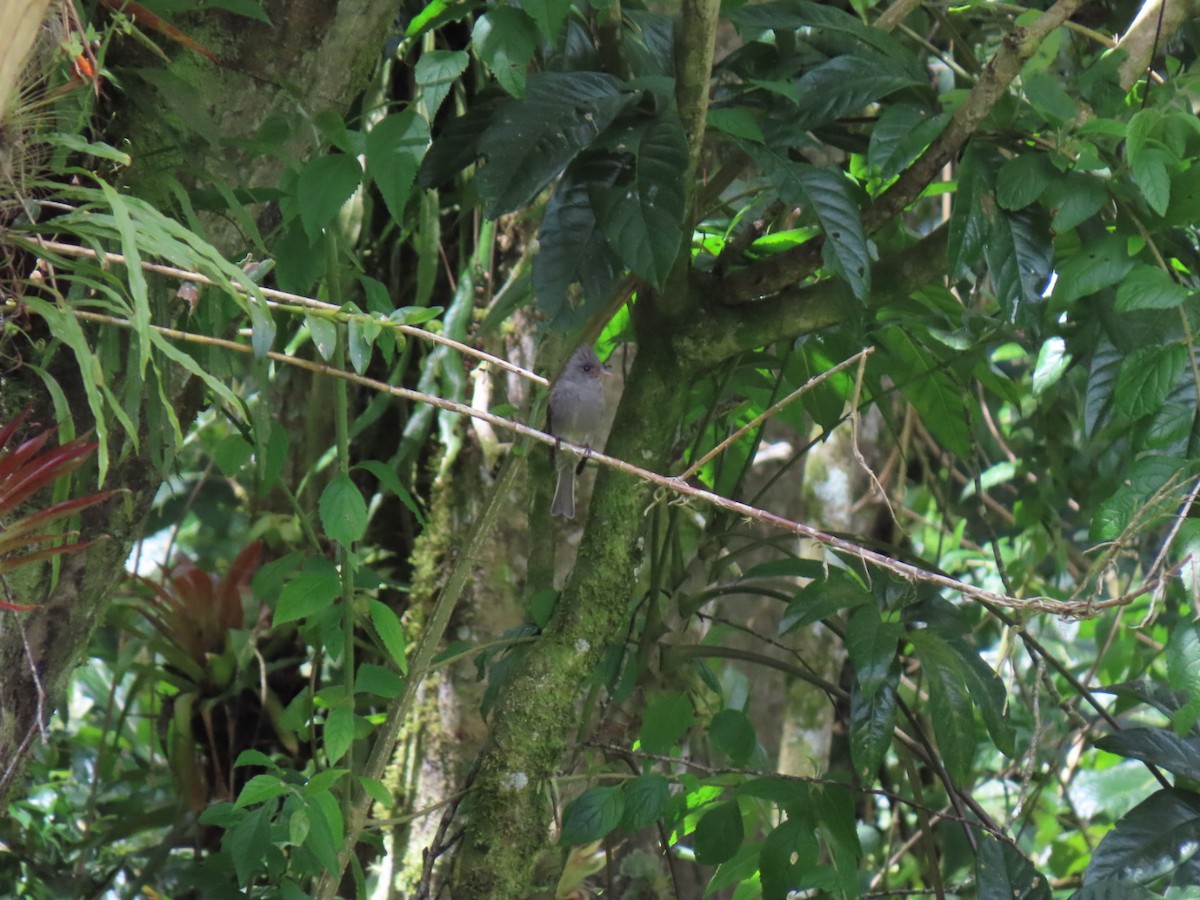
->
<box><xmin>369</xmin><ymin>599</ymin><xmax>408</xmax><ymax>673</ymax></box>
<box><xmin>1168</xmin><ymin>623</ymin><xmax>1200</xmax><ymax>733</ymax></box>
<box><xmin>620</xmin><ymin>774</ymin><xmax>669</xmax><ymax>832</ymax></box>
<box><xmin>794</xmin><ymin>54</ymin><xmax>927</xmax><ymax>129</ymax></box>
<box><xmin>846</xmin><ymin>606</ymin><xmax>901</xmax><ymax>702</ymax></box>
<box><xmin>297</xmin><ymin>154</ymin><xmax>362</xmax><ymax>242</ymax></box>
<box><xmin>640</xmin><ymin>693</ymin><xmax>695</xmax><ymax>754</ymax></box>
<box><xmin>533</xmin><ymin>158</ymin><xmax>622</xmax><ymax>327</ymax></box>
<box><xmin>1032</xmin><ymin>337</ymin><xmax>1070</xmax><ymax>396</ymax></box>
<box><xmin>694</xmin><ymin>801</ymin><xmax>744</xmax><ymax>865</ymax></box>
<box><xmin>275</xmin><ymin>558</ymin><xmax>341</xmax><ymax>625</ymax></box>
<box><xmin>1068</xmin><ymin>882</ymin><xmax>1159</xmax><ymax>899</ymax></box>
<box><xmin>1023</xmin><ymin>71</ymin><xmax>1077</xmax><ymax>123</ymax></box>
<box><xmin>780</xmin><ymin>569</ymin><xmax>872</xmax><ymax>635</ymax></box>
<box><xmin>214</xmin><ymin>434</ymin><xmax>252</xmax><ymax>476</ymax></box>
<box><xmin>235</xmin><ymin>774</ymin><xmax>291</xmax><ymax>808</ymax></box>
<box><xmin>307</xmin><ymin>313</ymin><xmax>338</xmax><ymax>360</ymax></box>
<box><xmin>471</xmin><ymin>6</ymin><xmax>538</xmax><ymax>97</ymax></box>
<box><xmin>869</xmin><ymin>105</ymin><xmax>949</xmax><ymax>181</ymax></box>
<box><xmin>1085</xmin><ymin>789</ymin><xmax>1200</xmax><ymax>885</ymax></box>
<box><xmin>355</xmin><ymin>663</ymin><xmax>405</xmax><ymax>698</ymax></box>
<box><xmin>915</xmin><ymin>630</ymin><xmax>1016</xmax><ymax>761</ymax></box>
<box><xmin>356</xmin><ymin>459</ymin><xmax>425</xmax><ymax>523</ymax></box>
<box><xmin>522</xmin><ymin>0</ymin><xmax>571</xmax><ymax>41</ymax></box>
<box><xmin>226</xmin><ymin>804</ymin><xmax>271</xmax><ymax>884</ymax></box>
<box><xmin>359</xmin><ymin>776</ymin><xmax>393</xmax><ymax>808</ymax></box>
<box><xmin>1116</xmin><ymin>266</ymin><xmax>1190</xmax><ymax>312</ymax></box>
<box><xmin>710</xmin><ymin>709</ymin><xmax>757</xmax><ymax>764</ymax></box>
<box><xmin>1050</xmin><ymin>171</ymin><xmax>1108</xmax><ymax>232</ymax></box>
<box><xmin>707</xmin><ymin>107</ymin><xmax>764</xmax><ymax>143</ymax></box>
<box><xmin>1052</xmin><ymin>235</ymin><xmax>1134</xmax><ymax>305</ymax></box>
<box><xmin>477</xmin><ymin>72</ymin><xmax>635</xmax><ymax>217</ymax></box>
<box><xmin>986</xmin><ymin>208</ymin><xmax>1053</xmax><ymax>323</ymax></box>
<box><xmin>415</xmin><ymin>50</ymin><xmax>469</xmax><ymax>120</ymax></box>
<box><xmin>1095</xmin><ymin>730</ymin><xmax>1200</xmax><ymax>782</ymax></box>
<box><xmin>324</xmin><ymin>705</ymin><xmax>355</xmax><ymax>765</ymax></box>
<box><xmin>976</xmin><ymin>833</ymin><xmax>1052</xmax><ymax>899</ymax></box>
<box><xmin>948</xmin><ymin>143</ymin><xmax>994</xmax><ymax>278</ymax></box>
<box><xmin>289</xmin><ymin>807</ymin><xmax>310</xmax><ymax>847</ymax></box>
<box><xmin>760</xmin><ymin>817</ymin><xmax>819</xmax><ymax>900</ymax></box>
<box><xmin>1132</xmin><ymin>149</ymin><xmax>1172</xmax><ymax>216</ymax></box>
<box><xmin>1114</xmin><ymin>344</ymin><xmax>1187</xmax><ymax>419</ymax></box>
<box><xmin>319</xmin><ymin>474</ymin><xmax>368</xmax><ymax>547</ymax></box>
<box><xmin>560</xmin><ymin>786</ymin><xmax>624</xmax><ymax>845</ymax></box>
<box><xmin>590</xmin><ymin>114</ymin><xmax>688</xmax><ymax>288</ymax></box>
<box><xmin>996</xmin><ymin>153</ymin><xmax>1055</xmax><ymax>210</ymax></box>
<box><xmin>365</xmin><ymin>109</ymin><xmax>430</xmax><ymax>224</ymax></box>
<box><xmin>850</xmin><ymin>678</ymin><xmax>898</xmax><ymax>781</ymax></box>
<box><xmin>767</xmin><ymin>161</ymin><xmax>870</xmax><ymax>300</ymax></box>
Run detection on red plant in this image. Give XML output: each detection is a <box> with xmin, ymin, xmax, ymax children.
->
<box><xmin>0</xmin><ymin>408</ymin><xmax>114</xmax><ymax>609</ymax></box>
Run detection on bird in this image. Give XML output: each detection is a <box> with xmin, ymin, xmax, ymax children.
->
<box><xmin>548</xmin><ymin>345</ymin><xmax>611</xmax><ymax>518</ymax></box>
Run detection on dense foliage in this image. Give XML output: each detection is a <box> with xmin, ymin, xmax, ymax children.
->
<box><xmin>3</xmin><ymin>0</ymin><xmax>1200</xmax><ymax>897</ymax></box>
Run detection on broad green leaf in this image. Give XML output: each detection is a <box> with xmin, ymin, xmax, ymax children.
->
<box><xmin>214</xmin><ymin>435</ymin><xmax>252</xmax><ymax>476</ymax></box>
<box><xmin>560</xmin><ymin>786</ymin><xmax>624</xmax><ymax>845</ymax></box>
<box><xmin>1050</xmin><ymin>171</ymin><xmax>1108</xmax><ymax>232</ymax></box>
<box><xmin>707</xmin><ymin>107</ymin><xmax>764</xmax><ymax>143</ymax></box>
<box><xmin>406</xmin><ymin>0</ymin><xmax>483</xmax><ymax>38</ymax></box>
<box><xmin>1085</xmin><ymin>338</ymin><xmax>1122</xmax><ymax>436</ymax></box>
<box><xmin>1114</xmin><ymin>344</ymin><xmax>1187</xmax><ymax>419</ymax></box>
<box><xmin>850</xmin><ymin>678</ymin><xmax>898</xmax><ymax>781</ymax></box>
<box><xmin>1023</xmin><ymin>71</ymin><xmax>1077</xmax><ymax>123</ymax></box>
<box><xmin>795</xmin><ymin>54</ymin><xmax>925</xmax><ymax>129</ymax></box>
<box><xmin>347</xmin><ymin>307</ymin><xmax>382</xmax><ymax>374</ymax></box>
<box><xmin>369</xmin><ymin>599</ymin><xmax>408</xmax><ymax>673</ymax></box>
<box><xmin>1095</xmin><ymin>730</ymin><xmax>1200</xmax><ymax>782</ymax></box>
<box><xmin>1168</xmin><ymin>623</ymin><xmax>1200</xmax><ymax>733</ymax></box>
<box><xmin>307</xmin><ymin>313</ymin><xmax>338</xmax><ymax>360</ymax></box>
<box><xmin>226</xmin><ymin>804</ymin><xmax>271</xmax><ymax>884</ymax></box>
<box><xmin>365</xmin><ymin>109</ymin><xmax>430</xmax><ymax>224</ymax></box>
<box><xmin>1032</xmin><ymin>337</ymin><xmax>1070</xmax><ymax>396</ymax></box>
<box><xmin>779</xmin><ymin>571</ymin><xmax>872</xmax><ymax>635</ymax></box>
<box><xmin>869</xmin><ymin>105</ymin><xmax>949</xmax><ymax>180</ymax></box>
<box><xmin>471</xmin><ymin>7</ymin><xmax>538</xmax><ymax>97</ymax></box>
<box><xmin>1132</xmin><ymin>149</ymin><xmax>1172</xmax><ymax>216</ymax></box>
<box><xmin>235</xmin><ymin>774</ymin><xmax>291</xmax><ymax>808</ymax></box>
<box><xmin>289</xmin><ymin>808</ymin><xmax>310</xmax><ymax>847</ymax></box>
<box><xmin>297</xmin><ymin>154</ymin><xmax>362</xmax><ymax>242</ymax></box>
<box><xmin>319</xmin><ymin>474</ymin><xmax>368</xmax><ymax>547</ymax></box>
<box><xmin>355</xmin><ymin>663</ymin><xmax>405</xmax><ymax>698</ymax></box>
<box><xmin>274</xmin><ymin>558</ymin><xmax>340</xmax><ymax>625</ymax></box>
<box><xmin>640</xmin><ymin>693</ymin><xmax>695</xmax><ymax>754</ymax></box>
<box><xmin>846</xmin><ymin>606</ymin><xmax>901</xmax><ymax>702</ymax></box>
<box><xmin>303</xmin><ymin>791</ymin><xmax>344</xmax><ymax>874</ymax></box>
<box><xmin>415</xmin><ymin>50</ymin><xmax>469</xmax><ymax>119</ymax></box>
<box><xmin>620</xmin><ymin>774</ymin><xmax>669</xmax><ymax>832</ymax></box>
<box><xmin>1068</xmin><ymin>882</ymin><xmax>1158</xmax><ymax>899</ymax></box>
<box><xmin>977</xmin><ymin>833</ymin><xmax>1052</xmax><ymax>899</ymax></box>
<box><xmin>522</xmin><ymin>0</ymin><xmax>571</xmax><ymax>41</ymax></box>
<box><xmin>694</xmin><ymin>801</ymin><xmax>744</xmax><ymax>865</ymax></box>
<box><xmin>730</xmin><ymin>1</ymin><xmax>921</xmax><ymax>68</ymax></box>
<box><xmin>767</xmin><ymin>162</ymin><xmax>871</xmax><ymax>300</ymax></box>
<box><xmin>324</xmin><ymin>705</ymin><xmax>355</xmax><ymax>765</ymax></box>
<box><xmin>1085</xmin><ymin>789</ymin><xmax>1200</xmax><ymax>885</ymax></box>
<box><xmin>1052</xmin><ymin>235</ymin><xmax>1134</xmax><ymax>306</ymax></box>
<box><xmin>710</xmin><ymin>709</ymin><xmax>757</xmax><ymax>764</ymax></box>
<box><xmin>948</xmin><ymin>143</ymin><xmax>994</xmax><ymax>278</ymax></box>
<box><xmin>814</xmin><ymin>786</ymin><xmax>862</xmax><ymax>894</ymax></box>
<box><xmin>1116</xmin><ymin>266</ymin><xmax>1190</xmax><ymax>312</ymax></box>
<box><xmin>477</xmin><ymin>72</ymin><xmax>635</xmax><ymax>217</ymax></box>
<box><xmin>590</xmin><ymin>114</ymin><xmax>688</xmax><ymax>288</ymax></box>
<box><xmin>356</xmin><ymin>459</ymin><xmax>425</xmax><ymax>523</ymax></box>
<box><xmin>533</xmin><ymin>158</ymin><xmax>623</xmax><ymax>327</ymax></box>
<box><xmin>996</xmin><ymin>153</ymin><xmax>1055</xmax><ymax>210</ymax></box>
<box><xmin>760</xmin><ymin>818</ymin><xmax>819</xmax><ymax>900</ymax></box>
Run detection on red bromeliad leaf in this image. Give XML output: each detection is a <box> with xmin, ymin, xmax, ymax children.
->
<box><xmin>0</xmin><ymin>408</ymin><xmax>115</xmax><ymax>608</ymax></box>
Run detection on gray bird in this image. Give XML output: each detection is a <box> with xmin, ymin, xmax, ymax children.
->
<box><xmin>548</xmin><ymin>345</ymin><xmax>611</xmax><ymax>518</ymax></box>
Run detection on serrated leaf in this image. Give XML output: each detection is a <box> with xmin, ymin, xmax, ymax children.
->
<box><xmin>324</xmin><ymin>706</ymin><xmax>355</xmax><ymax>764</ymax></box>
<box><xmin>365</xmin><ymin>109</ymin><xmax>430</xmax><ymax>224</ymax></box>
<box><xmin>369</xmin><ymin>599</ymin><xmax>408</xmax><ymax>673</ymax></box>
<box><xmin>620</xmin><ymin>774</ymin><xmax>669</xmax><ymax>831</ymax></box>
<box><xmin>710</xmin><ymin>709</ymin><xmax>757</xmax><ymax>764</ymax></box>
<box><xmin>319</xmin><ymin>474</ymin><xmax>368</xmax><ymax>547</ymax></box>
<box><xmin>1116</xmin><ymin>266</ymin><xmax>1189</xmax><ymax>312</ymax></box>
<box><xmin>590</xmin><ymin>114</ymin><xmax>688</xmax><ymax>288</ymax></box>
<box><xmin>1114</xmin><ymin>344</ymin><xmax>1187</xmax><ymax>419</ymax></box>
<box><xmin>226</xmin><ymin>805</ymin><xmax>271</xmax><ymax>884</ymax></box>
<box><xmin>297</xmin><ymin>154</ymin><xmax>362</xmax><ymax>242</ymax></box>
<box><xmin>415</xmin><ymin>50</ymin><xmax>469</xmax><ymax>119</ymax></box>
<box><xmin>694</xmin><ymin>801</ymin><xmax>744</xmax><ymax>865</ymax></box>
<box><xmin>274</xmin><ymin>559</ymin><xmax>340</xmax><ymax>625</ymax></box>
<box><xmin>472</xmin><ymin>7</ymin><xmax>538</xmax><ymax>97</ymax></box>
<box><xmin>522</xmin><ymin>0</ymin><xmax>571</xmax><ymax>41</ymax></box>
<box><xmin>478</xmin><ymin>72</ymin><xmax>635</xmax><ymax>217</ymax></box>
<box><xmin>1051</xmin><ymin>171</ymin><xmax>1108</xmax><ymax>232</ymax></box>
<box><xmin>560</xmin><ymin>786</ymin><xmax>624</xmax><ymax>845</ymax></box>
<box><xmin>1085</xmin><ymin>788</ymin><xmax>1200</xmax><ymax>885</ymax></box>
